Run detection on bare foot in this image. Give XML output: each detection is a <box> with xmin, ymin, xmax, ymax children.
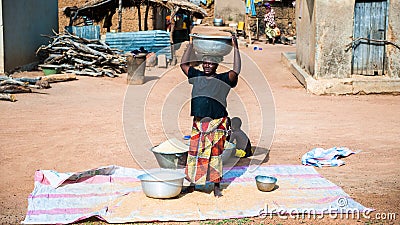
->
<box><xmin>181</xmin><ymin>184</ymin><xmax>195</xmax><ymax>194</ymax></box>
<box><xmin>214</xmin><ymin>183</ymin><xmax>223</xmax><ymax>197</ymax></box>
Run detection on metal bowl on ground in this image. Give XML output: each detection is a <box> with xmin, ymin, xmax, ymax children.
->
<box><xmin>151</xmin><ymin>148</ymin><xmax>188</xmax><ymax>169</ymax></box>
<box><xmin>137</xmin><ymin>170</ymin><xmax>186</xmax><ymax>199</ymax></box>
<box><xmin>190</xmin><ymin>34</ymin><xmax>233</xmax><ymax>57</ymax></box>
<box><xmin>151</xmin><ymin>138</ymin><xmax>189</xmax><ymax>169</ymax></box>
<box><xmin>255</xmin><ymin>175</ymin><xmax>277</xmax><ymax>192</ymax></box>
<box><xmin>152</xmin><ymin>139</ymin><xmax>236</xmax><ymax>169</ymax></box>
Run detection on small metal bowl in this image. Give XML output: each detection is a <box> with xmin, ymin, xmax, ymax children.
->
<box><xmin>255</xmin><ymin>175</ymin><xmax>277</xmax><ymax>192</ymax></box>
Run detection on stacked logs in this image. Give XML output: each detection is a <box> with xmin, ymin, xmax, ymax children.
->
<box><xmin>0</xmin><ymin>74</ymin><xmax>77</xmax><ymax>102</ymax></box>
<box><xmin>36</xmin><ymin>32</ymin><xmax>127</xmax><ymax>77</ymax></box>
<box><xmin>0</xmin><ymin>76</ymin><xmax>47</xmax><ymax>102</ymax></box>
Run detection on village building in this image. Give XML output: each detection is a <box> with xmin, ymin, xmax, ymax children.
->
<box><xmin>1</xmin><ymin>0</ymin><xmax>399</xmax><ymax>96</ymax></box>
<box><xmin>283</xmin><ymin>0</ymin><xmax>400</xmax><ymax>95</ymax></box>
<box><xmin>0</xmin><ymin>0</ymin><xmax>58</xmax><ymax>74</ymax></box>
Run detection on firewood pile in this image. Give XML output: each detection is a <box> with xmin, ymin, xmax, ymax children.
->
<box><xmin>36</xmin><ymin>32</ymin><xmax>127</xmax><ymax>78</ymax></box>
<box><xmin>0</xmin><ymin>76</ymin><xmax>47</xmax><ymax>102</ymax></box>
<box><xmin>0</xmin><ymin>74</ymin><xmax>77</xmax><ymax>102</ymax></box>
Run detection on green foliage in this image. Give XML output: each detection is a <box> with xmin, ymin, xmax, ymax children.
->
<box><xmin>200</xmin><ymin>218</ymin><xmax>253</xmax><ymax>225</ymax></box>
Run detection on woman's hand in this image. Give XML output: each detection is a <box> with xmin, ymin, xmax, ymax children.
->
<box><xmin>232</xmin><ymin>35</ymin><xmax>239</xmax><ymax>49</ymax></box>
<box><xmin>229</xmin><ymin>34</ymin><xmax>241</xmax><ymax>86</ymax></box>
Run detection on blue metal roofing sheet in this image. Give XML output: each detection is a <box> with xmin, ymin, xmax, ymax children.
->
<box><xmin>189</xmin><ymin>0</ymin><xmax>201</xmax><ymax>6</ymax></box>
<box><xmin>65</xmin><ymin>25</ymin><xmax>101</xmax><ymax>40</ymax></box>
<box><xmin>105</xmin><ymin>30</ymin><xmax>172</xmax><ymax>59</ymax></box>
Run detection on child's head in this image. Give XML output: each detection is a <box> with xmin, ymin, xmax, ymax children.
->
<box><xmin>231</xmin><ymin>117</ymin><xmax>242</xmax><ymax>130</ymax></box>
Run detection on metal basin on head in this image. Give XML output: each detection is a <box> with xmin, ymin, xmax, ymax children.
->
<box><xmin>190</xmin><ymin>34</ymin><xmax>233</xmax><ymax>57</ymax></box>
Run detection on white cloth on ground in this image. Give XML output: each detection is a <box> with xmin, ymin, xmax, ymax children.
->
<box><xmin>301</xmin><ymin>147</ymin><xmax>358</xmax><ymax>167</ymax></box>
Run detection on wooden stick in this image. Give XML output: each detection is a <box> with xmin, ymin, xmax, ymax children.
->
<box><xmin>64</xmin><ymin>70</ymin><xmax>102</xmax><ymax>77</ymax></box>
<box><xmin>0</xmin><ymin>85</ymin><xmax>31</xmax><ymax>93</ymax></box>
<box><xmin>35</xmin><ymin>80</ymin><xmax>51</xmax><ymax>89</ymax></box>
<box><xmin>14</xmin><ymin>77</ymin><xmax>41</xmax><ymax>84</ymax></box>
<box><xmin>36</xmin><ymin>31</ymin><xmax>127</xmax><ymax>77</ymax></box>
<box><xmin>0</xmin><ymin>79</ymin><xmax>27</xmax><ymax>86</ymax></box>
<box><xmin>67</xmin><ymin>39</ymin><xmax>107</xmax><ymax>58</ymax></box>
<box><xmin>0</xmin><ymin>93</ymin><xmax>16</xmax><ymax>102</ymax></box>
<box><xmin>0</xmin><ymin>79</ymin><xmax>41</xmax><ymax>89</ymax></box>
<box><xmin>41</xmin><ymin>73</ymin><xmax>77</xmax><ymax>83</ymax></box>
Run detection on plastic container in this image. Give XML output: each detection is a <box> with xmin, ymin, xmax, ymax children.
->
<box><xmin>237</xmin><ymin>21</ymin><xmax>245</xmax><ymax>31</ymax></box>
<box><xmin>40</xmin><ymin>65</ymin><xmax>61</xmax><ymax>76</ymax></box>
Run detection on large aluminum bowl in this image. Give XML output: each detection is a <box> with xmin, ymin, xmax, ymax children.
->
<box><xmin>190</xmin><ymin>34</ymin><xmax>233</xmax><ymax>56</ymax></box>
<box><xmin>150</xmin><ymin>138</ymin><xmax>189</xmax><ymax>169</ymax></box>
<box><xmin>137</xmin><ymin>170</ymin><xmax>186</xmax><ymax>199</ymax></box>
<box><xmin>151</xmin><ymin>140</ymin><xmax>236</xmax><ymax>169</ymax></box>
<box><xmin>151</xmin><ymin>148</ymin><xmax>188</xmax><ymax>169</ymax></box>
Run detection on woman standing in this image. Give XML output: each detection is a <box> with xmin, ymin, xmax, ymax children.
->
<box><xmin>180</xmin><ymin>36</ymin><xmax>241</xmax><ymax>197</ymax></box>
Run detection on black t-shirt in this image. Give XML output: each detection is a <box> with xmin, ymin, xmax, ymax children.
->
<box><xmin>188</xmin><ymin>67</ymin><xmax>234</xmax><ymax>119</ymax></box>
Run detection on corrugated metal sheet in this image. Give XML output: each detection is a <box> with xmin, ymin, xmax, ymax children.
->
<box><xmin>189</xmin><ymin>0</ymin><xmax>201</xmax><ymax>6</ymax></box>
<box><xmin>352</xmin><ymin>0</ymin><xmax>387</xmax><ymax>75</ymax></box>
<box><xmin>105</xmin><ymin>30</ymin><xmax>172</xmax><ymax>59</ymax></box>
<box><xmin>65</xmin><ymin>25</ymin><xmax>101</xmax><ymax>40</ymax></box>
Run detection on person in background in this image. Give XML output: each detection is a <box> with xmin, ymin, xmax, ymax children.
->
<box><xmin>180</xmin><ymin>35</ymin><xmax>241</xmax><ymax>197</ymax></box>
<box><xmin>263</xmin><ymin>3</ymin><xmax>276</xmax><ymax>44</ymax></box>
<box><xmin>272</xmin><ymin>24</ymin><xmax>281</xmax><ymax>44</ymax></box>
<box><xmin>82</xmin><ymin>16</ymin><xmax>93</xmax><ymax>26</ymax></box>
<box><xmin>281</xmin><ymin>23</ymin><xmax>296</xmax><ymax>45</ymax></box>
<box><xmin>228</xmin><ymin>117</ymin><xmax>253</xmax><ymax>158</ymax></box>
<box><xmin>166</xmin><ymin>15</ymin><xmax>171</xmax><ymax>32</ymax></box>
<box><xmin>172</xmin><ymin>13</ymin><xmax>190</xmax><ymax>43</ymax></box>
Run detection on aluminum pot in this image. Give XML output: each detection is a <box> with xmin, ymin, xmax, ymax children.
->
<box><xmin>255</xmin><ymin>175</ymin><xmax>277</xmax><ymax>192</ymax></box>
<box><xmin>150</xmin><ymin>147</ymin><xmax>188</xmax><ymax>169</ymax></box>
<box><xmin>137</xmin><ymin>170</ymin><xmax>186</xmax><ymax>199</ymax></box>
<box><xmin>190</xmin><ymin>34</ymin><xmax>233</xmax><ymax>57</ymax></box>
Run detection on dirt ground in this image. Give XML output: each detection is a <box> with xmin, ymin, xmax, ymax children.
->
<box><xmin>1</xmin><ymin>36</ymin><xmax>399</xmax><ymax>224</ymax></box>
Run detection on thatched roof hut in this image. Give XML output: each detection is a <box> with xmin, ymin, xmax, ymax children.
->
<box><xmin>64</xmin><ymin>0</ymin><xmax>207</xmax><ymax>30</ymax></box>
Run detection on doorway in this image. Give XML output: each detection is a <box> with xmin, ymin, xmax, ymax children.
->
<box><xmin>352</xmin><ymin>0</ymin><xmax>388</xmax><ymax>75</ymax></box>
